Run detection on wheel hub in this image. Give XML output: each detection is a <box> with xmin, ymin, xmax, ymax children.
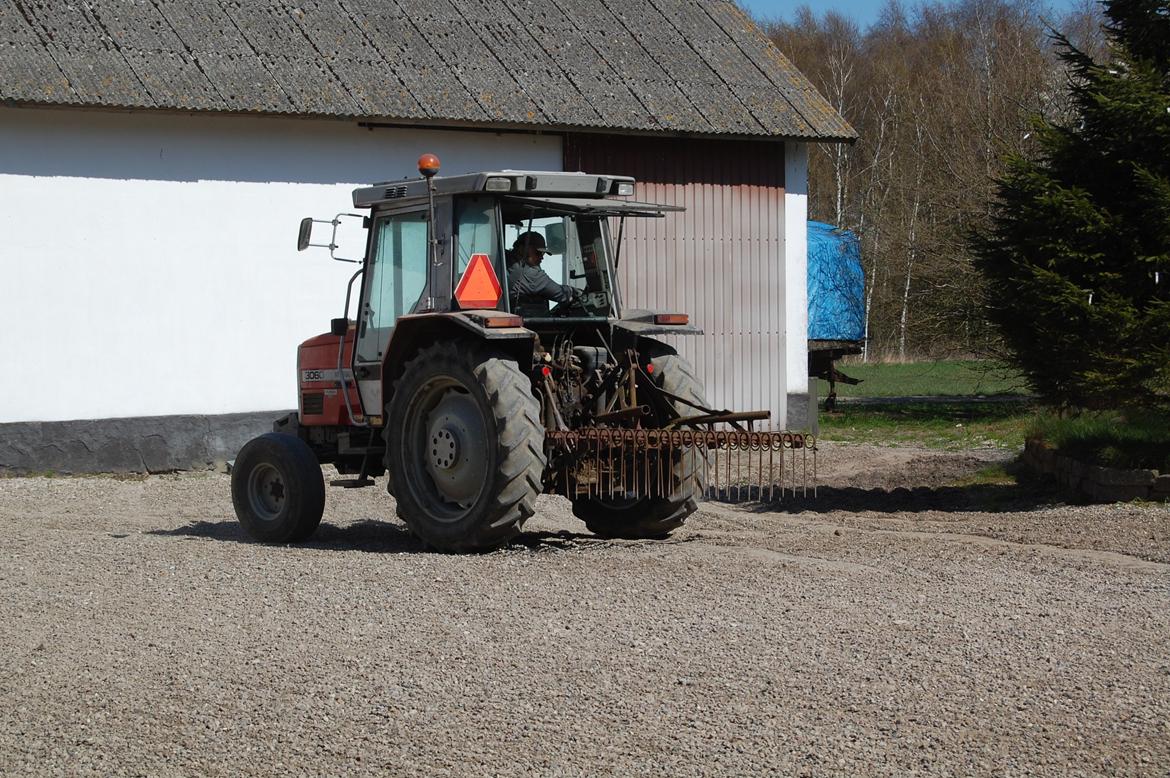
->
<box><xmin>247</xmin><ymin>462</ymin><xmax>285</xmax><ymax>521</ymax></box>
<box><xmin>430</xmin><ymin>428</ymin><xmax>460</xmax><ymax>470</ymax></box>
<box><xmin>423</xmin><ymin>391</ymin><xmax>487</xmax><ymax>510</ymax></box>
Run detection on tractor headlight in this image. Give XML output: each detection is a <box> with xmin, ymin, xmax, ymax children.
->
<box><xmin>485</xmin><ymin>177</ymin><xmax>512</xmax><ymax>192</ymax></box>
<box><xmin>614</xmin><ymin>182</ymin><xmax>635</xmax><ymax>196</ymax></box>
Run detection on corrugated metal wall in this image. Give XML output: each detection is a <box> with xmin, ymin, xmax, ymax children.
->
<box><xmin>565</xmin><ymin>135</ymin><xmax>789</xmax><ymax>424</ymax></box>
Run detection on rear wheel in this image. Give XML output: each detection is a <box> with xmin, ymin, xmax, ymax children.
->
<box><xmin>231</xmin><ymin>433</ymin><xmax>325</xmax><ymax>543</ymax></box>
<box><xmin>385</xmin><ymin>342</ymin><xmax>546</xmax><ymax>552</ymax></box>
<box><xmin>573</xmin><ymin>353</ymin><xmax>709</xmax><ymax>539</ymax></box>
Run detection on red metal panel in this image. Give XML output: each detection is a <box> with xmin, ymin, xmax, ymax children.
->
<box><xmin>565</xmin><ymin>134</ymin><xmax>788</xmax><ymax>423</ymax></box>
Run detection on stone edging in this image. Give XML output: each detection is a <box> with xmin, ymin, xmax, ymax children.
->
<box><xmin>1022</xmin><ymin>438</ymin><xmax>1170</xmax><ymax>503</ymax></box>
<box><xmin>0</xmin><ymin>411</ymin><xmax>291</xmax><ymax>474</ymax></box>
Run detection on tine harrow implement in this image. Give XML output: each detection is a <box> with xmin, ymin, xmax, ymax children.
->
<box><xmin>545</xmin><ymin>428</ymin><xmax>816</xmax><ymax>503</ymax></box>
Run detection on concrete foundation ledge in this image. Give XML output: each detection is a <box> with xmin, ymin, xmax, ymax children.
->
<box><xmin>0</xmin><ymin>410</ymin><xmax>292</xmax><ymax>474</ymax></box>
<box><xmin>1023</xmin><ymin>437</ymin><xmax>1168</xmax><ymax>503</ymax></box>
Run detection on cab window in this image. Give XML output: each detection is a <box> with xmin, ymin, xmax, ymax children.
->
<box><xmin>356</xmin><ymin>211</ymin><xmax>428</xmax><ymax>362</ymax></box>
<box><xmin>503</xmin><ymin>212</ymin><xmax>614</xmax><ymax>317</ymax></box>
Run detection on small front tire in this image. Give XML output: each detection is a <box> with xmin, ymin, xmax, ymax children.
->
<box><xmin>231</xmin><ymin>433</ymin><xmax>325</xmax><ymax>543</ymax></box>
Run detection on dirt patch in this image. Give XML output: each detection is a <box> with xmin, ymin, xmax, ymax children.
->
<box><xmin>813</xmin><ymin>441</ymin><xmax>1012</xmax><ymax>489</ymax></box>
<box><xmin>1</xmin><ymin>445</ymin><xmax>1167</xmax><ymax>776</ymax></box>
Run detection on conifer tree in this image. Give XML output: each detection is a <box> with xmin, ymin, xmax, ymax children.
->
<box><xmin>973</xmin><ymin>0</ymin><xmax>1170</xmax><ymax>408</ymax></box>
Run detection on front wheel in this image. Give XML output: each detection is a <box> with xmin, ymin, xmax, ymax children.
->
<box><xmin>385</xmin><ymin>342</ymin><xmax>546</xmax><ymax>552</ymax></box>
<box><xmin>231</xmin><ymin>433</ymin><xmax>325</xmax><ymax>543</ymax></box>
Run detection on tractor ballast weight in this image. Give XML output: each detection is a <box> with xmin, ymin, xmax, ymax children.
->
<box><xmin>231</xmin><ymin>155</ymin><xmax>814</xmax><ymax>551</ymax></box>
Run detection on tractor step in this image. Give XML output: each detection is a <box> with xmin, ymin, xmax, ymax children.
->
<box><xmin>329</xmin><ymin>477</ymin><xmax>376</xmax><ymax>489</ymax></box>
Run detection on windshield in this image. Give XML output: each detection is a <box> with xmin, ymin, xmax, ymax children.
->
<box><xmin>501</xmin><ymin>207</ymin><xmax>615</xmax><ymax>318</ymax></box>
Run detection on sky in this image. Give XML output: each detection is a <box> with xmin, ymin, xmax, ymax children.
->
<box><xmin>739</xmin><ymin>0</ymin><xmax>1084</xmax><ymax>30</ymax></box>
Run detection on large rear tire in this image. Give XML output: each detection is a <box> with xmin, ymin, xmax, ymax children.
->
<box><xmin>573</xmin><ymin>353</ymin><xmax>708</xmax><ymax>539</ymax></box>
<box><xmin>385</xmin><ymin>342</ymin><xmax>546</xmax><ymax>552</ymax></box>
<box><xmin>231</xmin><ymin>433</ymin><xmax>325</xmax><ymax>543</ymax></box>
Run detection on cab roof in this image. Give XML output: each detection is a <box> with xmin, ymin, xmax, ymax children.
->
<box><xmin>352</xmin><ymin>171</ymin><xmax>637</xmax><ymax>209</ymax></box>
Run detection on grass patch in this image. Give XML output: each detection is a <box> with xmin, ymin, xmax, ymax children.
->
<box><xmin>948</xmin><ymin>463</ymin><xmax>1017</xmax><ymax>487</ymax></box>
<box><xmin>1029</xmin><ymin>409</ymin><xmax>1170</xmax><ymax>471</ymax></box>
<box><xmin>828</xmin><ymin>360</ymin><xmax>1029</xmax><ymax>398</ymax></box>
<box><xmin>819</xmin><ymin>400</ymin><xmax>1034</xmax><ymax>449</ymax></box>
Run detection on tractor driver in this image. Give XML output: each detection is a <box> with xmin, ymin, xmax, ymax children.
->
<box><xmin>506</xmin><ymin>231</ymin><xmax>578</xmax><ymax>313</ymax></box>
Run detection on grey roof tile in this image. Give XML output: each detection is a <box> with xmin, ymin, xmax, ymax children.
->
<box><xmin>289</xmin><ymin>1</ymin><xmax>380</xmax><ymax>59</ymax></box>
<box><xmin>259</xmin><ymin>52</ymin><xmax>361</xmax><ymax>114</ymax></box>
<box><xmin>121</xmin><ymin>49</ymin><xmax>222</xmax><ymax>109</ymax></box>
<box><xmin>703</xmin><ymin>0</ymin><xmax>857</xmax><ymax>138</ymax></box>
<box><xmin>222</xmin><ymin>2</ymin><xmax>319</xmax><ymax>58</ymax></box>
<box><xmin>462</xmin><ymin>19</ymin><xmax>597</xmax><ymax>125</ymax></box>
<box><xmin>151</xmin><ymin>0</ymin><xmax>253</xmax><ymax>53</ymax></box>
<box><xmin>15</xmin><ymin>1</ymin><xmax>104</xmax><ymax>47</ymax></box>
<box><xmin>87</xmin><ymin>0</ymin><xmax>187</xmax><ymax>52</ymax></box>
<box><xmin>321</xmin><ymin>55</ymin><xmax>426</xmax><ymax>117</ymax></box>
<box><xmin>625</xmin><ymin>77</ymin><xmax>712</xmax><ymax>133</ymax></box>
<box><xmin>0</xmin><ymin>0</ymin><xmax>854</xmax><ymax>140</ymax></box>
<box><xmin>0</xmin><ymin>42</ymin><xmax>71</xmax><ymax>102</ymax></box>
<box><xmin>48</xmin><ymin>42</ymin><xmax>152</xmax><ymax>106</ymax></box>
<box><xmin>194</xmin><ymin>50</ymin><xmax>294</xmax><ymax>112</ymax></box>
<box><xmin>0</xmin><ymin>1</ymin><xmax>40</xmax><ymax>44</ymax></box>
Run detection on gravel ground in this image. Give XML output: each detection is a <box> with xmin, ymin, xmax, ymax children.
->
<box><xmin>1</xmin><ymin>443</ymin><xmax>1167</xmax><ymax>776</ymax></box>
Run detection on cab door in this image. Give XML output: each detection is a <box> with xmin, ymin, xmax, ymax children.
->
<box><xmin>353</xmin><ymin>208</ymin><xmax>429</xmax><ymax>416</ymax></box>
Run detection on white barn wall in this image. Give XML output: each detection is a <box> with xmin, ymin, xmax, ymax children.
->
<box><xmin>783</xmin><ymin>142</ymin><xmax>810</xmax><ymax>428</ymax></box>
<box><xmin>0</xmin><ymin>107</ymin><xmax>561</xmax><ymax>423</ymax></box>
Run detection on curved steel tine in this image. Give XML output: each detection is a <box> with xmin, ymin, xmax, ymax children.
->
<box><xmin>608</xmin><ymin>432</ymin><xmax>615</xmax><ymax>500</ymax></box>
<box><xmin>563</xmin><ymin>439</ymin><xmax>570</xmax><ymax>499</ymax></box>
<box><xmin>735</xmin><ymin>438</ymin><xmax>742</xmax><ymax>503</ymax></box>
<box><xmin>647</xmin><ymin>438</ymin><xmax>654</xmax><ymax>498</ymax></box>
<box><xmin>706</xmin><ymin>437</ymin><xmax>716</xmax><ymax>498</ymax></box>
<box><xmin>725</xmin><ymin>436</ymin><xmax>732</xmax><ymax>501</ymax></box>
<box><xmin>757</xmin><ymin>435</ymin><xmax>765</xmax><ymax>502</ymax></box>
<box><xmin>702</xmin><ymin>439</ymin><xmax>709</xmax><ymax>500</ymax></box>
<box><xmin>593</xmin><ymin>434</ymin><xmax>600</xmax><ymax>500</ymax></box>
<box><xmin>655</xmin><ymin>438</ymin><xmax>662</xmax><ymax>499</ymax></box>
<box><xmin>621</xmin><ymin>432</ymin><xmax>627</xmax><ymax>495</ymax></box>
<box><xmin>664</xmin><ymin>434</ymin><xmax>673</xmax><ymax>498</ymax></box>
<box><xmin>802</xmin><ymin>440</ymin><xmax>808</xmax><ymax>498</ymax></box>
<box><xmin>790</xmin><ymin>443</ymin><xmax>796</xmax><ymax>497</ymax></box>
<box><xmin>814</xmin><ymin>445</ymin><xmax>818</xmax><ymax>498</ymax></box>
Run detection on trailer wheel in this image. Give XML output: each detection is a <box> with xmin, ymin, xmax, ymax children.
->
<box><xmin>386</xmin><ymin>342</ymin><xmax>546</xmax><ymax>552</ymax></box>
<box><xmin>231</xmin><ymin>433</ymin><xmax>325</xmax><ymax>543</ymax></box>
<box><xmin>573</xmin><ymin>353</ymin><xmax>709</xmax><ymax>539</ymax></box>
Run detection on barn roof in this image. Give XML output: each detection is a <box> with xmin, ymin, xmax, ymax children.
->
<box><xmin>0</xmin><ymin>0</ymin><xmax>855</xmax><ymax>141</ymax></box>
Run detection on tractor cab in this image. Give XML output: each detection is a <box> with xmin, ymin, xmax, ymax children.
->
<box><xmin>344</xmin><ymin>165</ymin><xmax>679</xmax><ymax>330</ymax></box>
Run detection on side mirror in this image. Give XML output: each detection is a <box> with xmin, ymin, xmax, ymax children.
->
<box><xmin>297</xmin><ymin>217</ymin><xmax>313</xmax><ymax>251</ymax></box>
<box><xmin>330</xmin><ymin>318</ymin><xmax>349</xmax><ymax>337</ymax></box>
<box><xmin>295</xmin><ymin>213</ymin><xmax>363</xmax><ymax>263</ymax></box>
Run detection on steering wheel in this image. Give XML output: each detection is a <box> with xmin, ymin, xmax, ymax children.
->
<box><xmin>550</xmin><ymin>288</ymin><xmax>589</xmax><ymax>315</ymax></box>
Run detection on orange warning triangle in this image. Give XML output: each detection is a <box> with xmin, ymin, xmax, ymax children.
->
<box><xmin>454</xmin><ymin>253</ymin><xmax>502</xmax><ymax>309</ymax></box>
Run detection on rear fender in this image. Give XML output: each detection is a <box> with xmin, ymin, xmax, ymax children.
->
<box><xmin>381</xmin><ymin>311</ymin><xmax>535</xmax><ymax>409</ymax></box>
<box><xmin>613</xmin><ymin>309</ymin><xmax>704</xmax><ymax>338</ymax></box>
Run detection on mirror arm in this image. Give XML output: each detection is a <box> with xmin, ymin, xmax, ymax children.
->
<box><xmin>338</xmin><ymin>267</ymin><xmax>368</xmax><ymax>428</ymax></box>
<box><xmin>299</xmin><ymin>214</ymin><xmax>363</xmax><ymax>263</ymax></box>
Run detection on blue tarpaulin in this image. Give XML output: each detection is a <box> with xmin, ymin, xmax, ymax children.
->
<box><xmin>808</xmin><ymin>221</ymin><xmax>865</xmax><ymax>342</ymax></box>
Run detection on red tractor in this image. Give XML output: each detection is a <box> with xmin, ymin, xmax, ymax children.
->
<box><xmin>231</xmin><ymin>155</ymin><xmax>811</xmax><ymax>552</ymax></box>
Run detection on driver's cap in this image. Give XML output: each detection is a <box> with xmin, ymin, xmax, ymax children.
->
<box><xmin>515</xmin><ymin>231</ymin><xmax>551</xmax><ymax>254</ymax></box>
